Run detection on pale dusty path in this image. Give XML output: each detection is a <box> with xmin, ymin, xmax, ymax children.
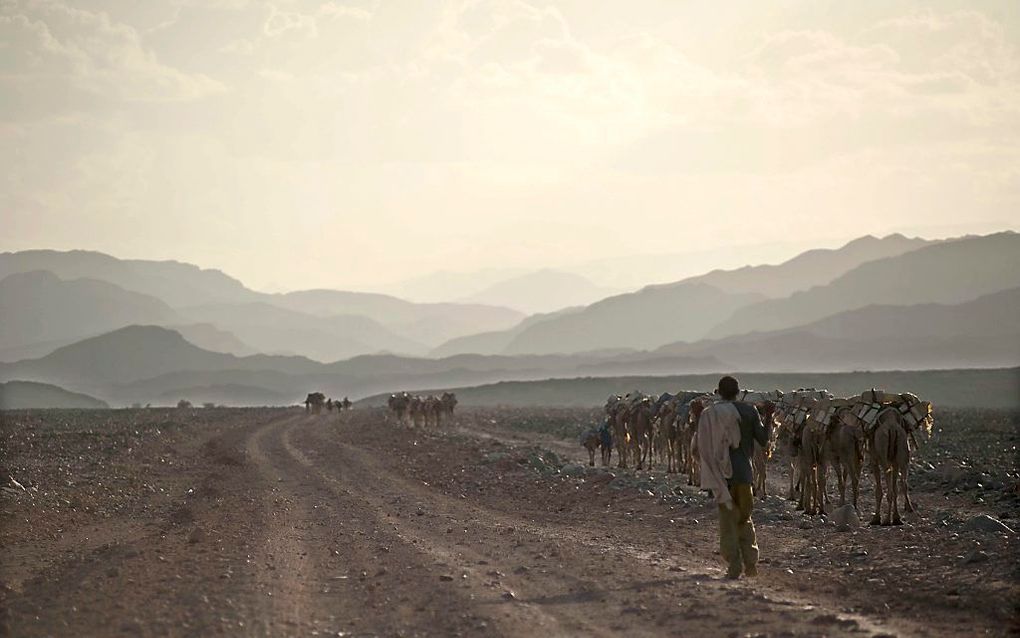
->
<box><xmin>3</xmin><ymin>408</ymin><xmax>1014</xmax><ymax>637</ymax></box>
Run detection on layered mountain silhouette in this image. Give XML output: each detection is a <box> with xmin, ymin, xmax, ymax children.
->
<box><xmin>658</xmin><ymin>287</ymin><xmax>1020</xmax><ymax>371</ymax></box>
<box><xmin>457</xmin><ymin>269</ymin><xmax>621</xmax><ymax>314</ymax></box>
<box><xmin>0</xmin><ymin>250</ymin><xmax>523</xmax><ymax>361</ymax></box>
<box><xmin>0</xmin><ymin>250</ymin><xmax>256</xmax><ymax>307</ymax></box>
<box><xmin>0</xmin><ymin>380</ymin><xmax>108</xmax><ymax>409</ymax></box>
<box><xmin>684</xmin><ymin>233</ymin><xmax>932</xmax><ymax>297</ymax></box>
<box><xmin>2</xmin><ymin>231</ymin><xmax>1017</xmax><ymax>407</ymax></box>
<box><xmin>0</xmin><ymin>271</ymin><xmax>180</xmax><ymax>353</ymax></box>
<box><xmin>502</xmin><ymin>283</ymin><xmax>764</xmax><ymax>354</ymax></box>
<box><xmin>178</xmin><ymin>302</ymin><xmax>430</xmax><ymax>361</ymax></box>
<box><xmin>438</xmin><ymin>233</ymin><xmax>932</xmax><ymax>355</ymax></box>
<box><xmin>708</xmin><ymin>232</ymin><xmax>1020</xmax><ymax>339</ymax></box>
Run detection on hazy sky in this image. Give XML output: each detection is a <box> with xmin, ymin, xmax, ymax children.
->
<box><xmin>2</xmin><ymin>0</ymin><xmax>1019</xmax><ymax>292</ymax></box>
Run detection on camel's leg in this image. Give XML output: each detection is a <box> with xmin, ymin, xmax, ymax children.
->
<box><xmin>890</xmin><ymin>465</ymin><xmax>903</xmax><ymax>525</ymax></box>
<box><xmin>901</xmin><ymin>466</ymin><xmax>915</xmax><ymax>513</ymax></box>
<box><xmin>788</xmin><ymin>459</ymin><xmax>797</xmax><ymax>501</ymax></box>
<box><xmin>836</xmin><ymin>461</ymin><xmax>847</xmax><ymax>507</ymax></box>
<box><xmin>588</xmin><ymin>447</ymin><xmax>595</xmax><ymax>467</ymax></box>
<box><xmin>798</xmin><ymin>458</ymin><xmax>811</xmax><ymax>513</ymax></box>
<box><xmin>817</xmin><ymin>459</ymin><xmax>828</xmax><ymax>515</ymax></box>
<box><xmin>871</xmin><ymin>464</ymin><xmax>883</xmax><ymax>525</ymax></box>
<box><xmin>850</xmin><ymin>458</ymin><xmax>860</xmax><ymax>513</ymax></box>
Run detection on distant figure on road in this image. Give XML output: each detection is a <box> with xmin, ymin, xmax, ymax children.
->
<box><xmin>697</xmin><ymin>375</ymin><xmax>768</xmax><ymax>579</ymax></box>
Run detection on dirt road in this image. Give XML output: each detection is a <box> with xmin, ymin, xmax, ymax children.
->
<box><xmin>2</xmin><ymin>408</ymin><xmax>1016</xmax><ymax>636</ymax></box>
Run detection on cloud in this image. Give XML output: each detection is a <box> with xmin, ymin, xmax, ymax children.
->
<box><xmin>0</xmin><ymin>0</ymin><xmax>223</xmax><ymax>119</ymax></box>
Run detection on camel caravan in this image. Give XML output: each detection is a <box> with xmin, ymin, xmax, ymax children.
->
<box><xmin>387</xmin><ymin>391</ymin><xmax>458</xmax><ymax>428</ymax></box>
<box><xmin>583</xmin><ymin>386</ymin><xmax>933</xmax><ymax>526</ymax></box>
<box><xmin>304</xmin><ymin>392</ymin><xmax>353</xmax><ymax>415</ymax></box>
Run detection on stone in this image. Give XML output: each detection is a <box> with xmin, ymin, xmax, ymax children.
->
<box><xmin>560</xmin><ymin>464</ymin><xmax>586</xmax><ymax>478</ymax></box>
<box><xmin>831</xmin><ymin>505</ymin><xmax>861</xmax><ymax>532</ymax></box>
<box><xmin>962</xmin><ymin>514</ymin><xmax>1015</xmax><ymax>535</ymax></box>
<box><xmin>960</xmin><ymin>549</ymin><xmax>990</xmax><ymax>565</ymax></box>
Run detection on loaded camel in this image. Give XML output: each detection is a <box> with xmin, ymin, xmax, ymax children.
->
<box><xmin>305</xmin><ymin>392</ymin><xmax>326</xmax><ymax>415</ymax></box>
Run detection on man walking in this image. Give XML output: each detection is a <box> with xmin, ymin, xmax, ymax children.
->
<box><xmin>697</xmin><ymin>376</ymin><xmax>769</xmax><ymax>579</ymax></box>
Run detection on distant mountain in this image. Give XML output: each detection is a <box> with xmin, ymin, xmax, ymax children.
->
<box><xmin>684</xmin><ymin>234</ymin><xmax>931</xmax><ymax>298</ymax></box>
<box><xmin>270</xmin><ymin>289</ymin><xmax>524</xmax><ymax>347</ymax></box>
<box><xmin>501</xmin><ymin>282</ymin><xmax>764</xmax><ymax>355</ymax></box>
<box><xmin>430</xmin><ymin>307</ymin><xmax>583</xmax><ymax>357</ymax></box>
<box><xmin>0</xmin><ymin>325</ymin><xmax>320</xmax><ymax>392</ymax></box>
<box><xmin>432</xmin><ymin>233</ymin><xmax>931</xmax><ymax>356</ymax></box>
<box><xmin>375</xmin><ymin>267</ymin><xmax>530</xmax><ymax>303</ymax></box>
<box><xmin>0</xmin><ymin>380</ymin><xmax>108</xmax><ymax>409</ymax></box>
<box><xmin>457</xmin><ymin>269</ymin><xmax>621</xmax><ymax>314</ymax></box>
<box><xmin>708</xmin><ymin>232</ymin><xmax>1020</xmax><ymax>339</ymax></box>
<box><xmin>659</xmin><ymin>287</ymin><xmax>1020</xmax><ymax>371</ymax></box>
<box><xmin>171</xmin><ymin>323</ymin><xmax>257</xmax><ymax>357</ymax></box>
<box><xmin>0</xmin><ymin>250</ymin><xmax>256</xmax><ymax>307</ymax></box>
<box><xmin>0</xmin><ymin>250</ymin><xmax>525</xmax><ymax>354</ymax></box>
<box><xmin>178</xmin><ymin>302</ymin><xmax>429</xmax><ymax>361</ymax></box>
<box><xmin>0</xmin><ymin>271</ymin><xmax>180</xmax><ymax>352</ymax></box>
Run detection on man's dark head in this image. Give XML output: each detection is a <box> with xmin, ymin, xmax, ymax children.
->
<box><xmin>717</xmin><ymin>375</ymin><xmax>739</xmax><ymax>400</ymax></box>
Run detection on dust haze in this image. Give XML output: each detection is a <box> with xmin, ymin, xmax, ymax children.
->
<box><xmin>2</xmin><ymin>2</ymin><xmax>1019</xmax><ymax>638</ymax></box>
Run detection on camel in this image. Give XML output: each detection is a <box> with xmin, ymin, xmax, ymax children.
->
<box><xmin>388</xmin><ymin>392</ymin><xmax>411</xmax><ymax>425</ymax></box>
<box><xmin>409</xmin><ymin>395</ymin><xmax>426</xmax><ymax>428</ymax></box>
<box><xmin>628</xmin><ymin>397</ymin><xmax>656</xmax><ymax>470</ymax></box>
<box><xmin>685</xmin><ymin>397</ymin><xmax>711</xmax><ymax>486</ymax></box>
<box><xmin>580</xmin><ymin>428</ymin><xmax>601</xmax><ymax>466</ymax></box>
<box><xmin>830</xmin><ymin>407</ymin><xmax>865</xmax><ymax>512</ymax></box>
<box><xmin>655</xmin><ymin>396</ymin><xmax>681</xmax><ymax>473</ymax></box>
<box><xmin>798</xmin><ymin>417</ymin><xmax>829</xmax><ymax>515</ymax></box>
<box><xmin>868</xmin><ymin>407</ymin><xmax>910</xmax><ymax>525</ymax></box>
<box><xmin>598</xmin><ymin>420</ymin><xmax>613</xmax><ymax>466</ymax></box>
<box><xmin>304</xmin><ymin>392</ymin><xmax>326</xmax><ymax>415</ymax></box>
<box><xmin>440</xmin><ymin>392</ymin><xmax>457</xmax><ymax>415</ymax></box>
<box><xmin>750</xmin><ymin>401</ymin><xmax>777</xmax><ymax>501</ymax></box>
<box><xmin>605</xmin><ymin>396</ymin><xmax>631</xmax><ymax>469</ymax></box>
<box><xmin>423</xmin><ymin>395</ymin><xmax>442</xmax><ymax>428</ymax></box>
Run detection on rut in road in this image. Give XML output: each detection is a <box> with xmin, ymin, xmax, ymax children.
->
<box><xmin>248</xmin><ymin>414</ymin><xmax>594</xmax><ymax>636</ymax></box>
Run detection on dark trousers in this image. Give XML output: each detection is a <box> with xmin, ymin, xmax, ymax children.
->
<box><xmin>718</xmin><ymin>483</ymin><xmax>759</xmax><ymax>577</ymax></box>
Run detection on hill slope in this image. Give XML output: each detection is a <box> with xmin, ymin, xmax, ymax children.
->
<box><xmin>178</xmin><ymin>302</ymin><xmax>429</xmax><ymax>361</ymax></box>
<box><xmin>0</xmin><ymin>250</ymin><xmax>525</xmax><ymax>354</ymax></box>
<box><xmin>503</xmin><ymin>282</ymin><xmax>764</xmax><ymax>355</ymax></box>
<box><xmin>0</xmin><ymin>250</ymin><xmax>256</xmax><ymax>307</ymax></box>
<box><xmin>685</xmin><ymin>233</ymin><xmax>931</xmax><ymax>298</ymax></box>
<box><xmin>659</xmin><ymin>287</ymin><xmax>1020</xmax><ymax>371</ymax></box>
<box><xmin>0</xmin><ymin>325</ymin><xmax>320</xmax><ymax>390</ymax></box>
<box><xmin>457</xmin><ymin>269</ymin><xmax>620</xmax><ymax>314</ymax></box>
<box><xmin>709</xmin><ymin>232</ymin><xmax>1020</xmax><ymax>339</ymax></box>
<box><xmin>0</xmin><ymin>271</ymin><xmax>180</xmax><ymax>351</ymax></box>
<box><xmin>0</xmin><ymin>380</ymin><xmax>109</xmax><ymax>409</ymax></box>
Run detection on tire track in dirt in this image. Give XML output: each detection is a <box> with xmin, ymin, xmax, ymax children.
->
<box><xmin>281</xmin><ymin>418</ymin><xmax>616</xmax><ymax>637</ymax></box>
<box><xmin>249</xmin><ymin>414</ymin><xmax>548</xmax><ymax>636</ymax></box>
<box><xmin>294</xmin><ymin>417</ymin><xmax>926</xmax><ymax>638</ymax></box>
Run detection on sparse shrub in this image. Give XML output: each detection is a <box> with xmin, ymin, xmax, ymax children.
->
<box><xmin>177</xmin><ymin>399</ymin><xmax>193</xmax><ymax>409</ymax></box>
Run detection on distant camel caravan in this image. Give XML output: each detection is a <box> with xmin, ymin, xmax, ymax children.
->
<box><xmin>589</xmin><ymin>385</ymin><xmax>932</xmax><ymax>526</ymax></box>
<box><xmin>305</xmin><ymin>393</ymin><xmax>353</xmax><ymax>415</ymax></box>
<box><xmin>387</xmin><ymin>391</ymin><xmax>457</xmax><ymax>428</ymax></box>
